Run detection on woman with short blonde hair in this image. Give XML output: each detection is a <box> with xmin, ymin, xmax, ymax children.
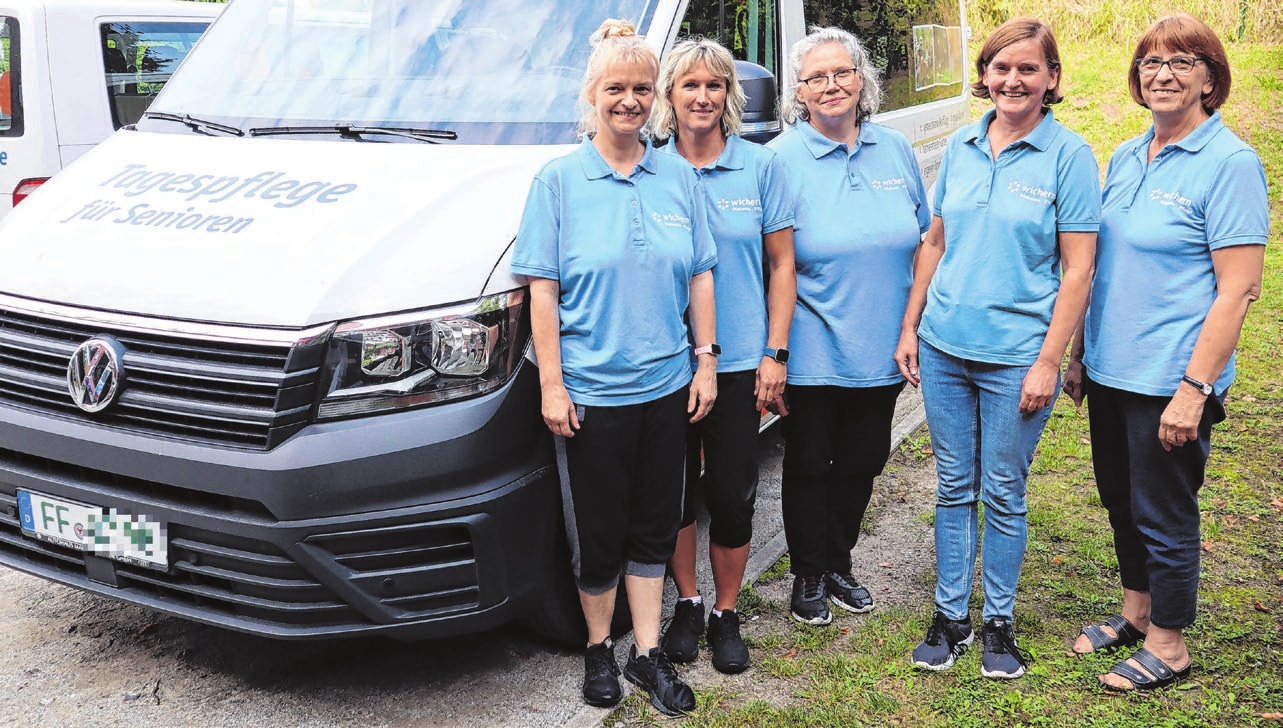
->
<box><xmin>652</xmin><ymin>36</ymin><xmax>795</xmax><ymax>677</ymax></box>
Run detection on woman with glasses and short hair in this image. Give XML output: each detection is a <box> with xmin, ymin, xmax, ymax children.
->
<box><xmin>1063</xmin><ymin>13</ymin><xmax>1267</xmax><ymax>692</ymax></box>
<box><xmin>651</xmin><ymin>37</ymin><xmax>796</xmax><ymax>676</ymax></box>
<box><xmin>512</xmin><ymin>18</ymin><xmax>716</xmax><ymax>716</ymax></box>
<box><xmin>767</xmin><ymin>26</ymin><xmax>929</xmax><ymax>628</ymax></box>
<box><xmin>895</xmin><ymin>17</ymin><xmax>1099</xmax><ymax>679</ymax></box>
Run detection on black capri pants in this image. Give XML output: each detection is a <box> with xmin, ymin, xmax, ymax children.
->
<box><xmin>683</xmin><ymin>369</ymin><xmax>760</xmax><ymax>549</ymax></box>
<box><xmin>1086</xmin><ymin>377</ymin><xmax>1225</xmax><ymax>630</ymax></box>
<box><xmin>555</xmin><ymin>384</ymin><xmax>690</xmax><ymax>595</ymax></box>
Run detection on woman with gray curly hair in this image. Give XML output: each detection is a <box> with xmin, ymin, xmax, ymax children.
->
<box><xmin>651</xmin><ymin>36</ymin><xmax>796</xmax><ymax>676</ymax></box>
<box><xmin>765</xmin><ymin>26</ymin><xmax>929</xmax><ymax>627</ymax></box>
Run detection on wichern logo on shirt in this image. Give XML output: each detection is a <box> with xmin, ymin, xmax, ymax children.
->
<box><xmin>1149</xmin><ymin>187</ymin><xmax>1194</xmax><ymax>214</ymax></box>
<box><xmin>651</xmin><ymin>211</ymin><xmax>692</xmax><ymax>230</ymax></box>
<box><xmin>870</xmin><ymin>177</ymin><xmax>908</xmax><ymax>192</ymax></box>
<box><xmin>715</xmin><ymin>196</ymin><xmax>762</xmax><ymax>212</ymax></box>
<box><xmin>1007</xmin><ymin>180</ymin><xmax>1056</xmax><ymax>205</ymax></box>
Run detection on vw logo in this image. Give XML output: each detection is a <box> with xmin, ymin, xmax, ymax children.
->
<box><xmin>67</xmin><ymin>336</ymin><xmax>126</xmax><ymax>413</ymax></box>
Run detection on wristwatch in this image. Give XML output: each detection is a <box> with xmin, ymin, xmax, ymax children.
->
<box><xmin>1181</xmin><ymin>374</ymin><xmax>1214</xmax><ymax>396</ymax></box>
<box><xmin>693</xmin><ymin>343</ymin><xmax>721</xmax><ymax>357</ymax></box>
<box><xmin>764</xmin><ymin>347</ymin><xmax>790</xmax><ymax>364</ymax></box>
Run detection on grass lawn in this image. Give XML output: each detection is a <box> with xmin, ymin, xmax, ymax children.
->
<box><xmin>606</xmin><ymin>38</ymin><xmax>1282</xmax><ymax>728</ymax></box>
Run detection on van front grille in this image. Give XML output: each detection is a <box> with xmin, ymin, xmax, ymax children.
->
<box><xmin>0</xmin><ymin>298</ymin><xmax>330</xmax><ymax>450</ymax></box>
<box><xmin>307</xmin><ymin>524</ymin><xmax>481</xmax><ymax>617</ymax></box>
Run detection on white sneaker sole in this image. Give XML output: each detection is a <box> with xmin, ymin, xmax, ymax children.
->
<box><xmin>830</xmin><ymin>595</ymin><xmax>875</xmax><ymax>614</ymax></box>
<box><xmin>980</xmin><ymin>663</ymin><xmax>1026</xmax><ymax>679</ymax></box>
<box><xmin>790</xmin><ymin>609</ymin><xmax>832</xmax><ymax>626</ymax></box>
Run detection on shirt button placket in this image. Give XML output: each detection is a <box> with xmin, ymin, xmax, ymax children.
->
<box><xmin>631</xmin><ymin>192</ymin><xmax>644</xmax><ymax>246</ymax></box>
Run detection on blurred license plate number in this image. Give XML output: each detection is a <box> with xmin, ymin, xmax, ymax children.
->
<box><xmin>17</xmin><ymin>489</ymin><xmax>167</xmax><ymax>570</ymax></box>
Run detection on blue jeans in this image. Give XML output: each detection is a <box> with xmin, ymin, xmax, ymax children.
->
<box><xmin>919</xmin><ymin>339</ymin><xmax>1056</xmax><ymax>622</ymax></box>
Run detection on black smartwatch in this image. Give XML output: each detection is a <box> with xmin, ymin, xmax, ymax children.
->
<box><xmin>764</xmin><ymin>347</ymin><xmax>789</xmax><ymax>364</ymax></box>
<box><xmin>694</xmin><ymin>343</ymin><xmax>721</xmax><ymax>357</ymax></box>
<box><xmin>1181</xmin><ymin>374</ymin><xmax>1213</xmax><ymax>396</ymax></box>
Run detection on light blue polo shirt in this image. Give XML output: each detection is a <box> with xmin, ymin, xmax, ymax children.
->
<box><xmin>767</xmin><ymin>121</ymin><xmax>930</xmax><ymax>386</ymax></box>
<box><xmin>919</xmin><ymin>108</ymin><xmax>1101</xmax><ymax>366</ymax></box>
<box><xmin>512</xmin><ymin>138</ymin><xmax>718</xmax><ymax>406</ymax></box>
<box><xmin>660</xmin><ymin>134</ymin><xmax>795</xmax><ymax>373</ymax></box>
<box><xmin>1085</xmin><ymin>112</ymin><xmax>1269</xmax><ymax>397</ymax></box>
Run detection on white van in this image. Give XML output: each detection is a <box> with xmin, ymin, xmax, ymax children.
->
<box><xmin>0</xmin><ymin>0</ymin><xmax>220</xmax><ymax>218</ymax></box>
<box><xmin>0</xmin><ymin>0</ymin><xmax>968</xmax><ymax>643</ymax></box>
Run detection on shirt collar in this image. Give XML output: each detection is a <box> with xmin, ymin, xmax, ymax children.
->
<box><xmin>970</xmin><ymin>107</ymin><xmax>1058</xmax><ymax>152</ymax></box>
<box><xmin>709</xmin><ymin>134</ymin><xmax>747</xmax><ymax>171</ymax></box>
<box><xmin>1131</xmin><ymin>111</ymin><xmax>1225</xmax><ymax>161</ymax></box>
<box><xmin>656</xmin><ymin>134</ymin><xmax>746</xmax><ymax>171</ymax></box>
<box><xmin>577</xmin><ymin>136</ymin><xmax>659</xmax><ymax>180</ymax></box>
<box><xmin>1171</xmin><ymin>111</ymin><xmax>1224</xmax><ymax>153</ymax></box>
<box><xmin>796</xmin><ymin>119</ymin><xmax>876</xmax><ymax>159</ymax></box>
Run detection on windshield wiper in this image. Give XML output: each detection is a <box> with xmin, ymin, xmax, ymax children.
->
<box><xmin>246</xmin><ymin>124</ymin><xmax>458</xmax><ymax>143</ymax></box>
<box><xmin>142</xmin><ymin>111</ymin><xmax>245</xmax><ymax>137</ymax></box>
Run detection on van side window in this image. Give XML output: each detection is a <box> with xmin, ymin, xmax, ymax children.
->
<box><xmin>100</xmin><ymin>21</ymin><xmax>210</xmax><ymax>129</ymax></box>
<box><xmin>681</xmin><ymin>0</ymin><xmax>780</xmax><ymax>78</ymax></box>
<box><xmin>802</xmin><ymin>0</ymin><xmax>964</xmax><ymax>112</ymax></box>
<box><xmin>0</xmin><ymin>17</ymin><xmax>21</xmax><ymax>137</ymax></box>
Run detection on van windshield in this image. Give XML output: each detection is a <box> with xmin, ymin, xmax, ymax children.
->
<box><xmin>143</xmin><ymin>0</ymin><xmax>657</xmax><ymax>145</ymax></box>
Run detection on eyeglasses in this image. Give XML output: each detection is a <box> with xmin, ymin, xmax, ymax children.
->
<box><xmin>799</xmin><ymin>67</ymin><xmax>858</xmax><ymax>90</ymax></box>
<box><xmin>1135</xmin><ymin>56</ymin><xmax>1204</xmax><ymax>76</ymax></box>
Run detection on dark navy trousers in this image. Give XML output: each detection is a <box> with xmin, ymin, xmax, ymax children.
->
<box><xmin>1086</xmin><ymin>378</ymin><xmax>1225</xmax><ymax>630</ymax></box>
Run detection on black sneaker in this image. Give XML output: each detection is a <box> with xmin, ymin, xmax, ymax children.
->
<box><xmin>622</xmin><ymin>644</ymin><xmax>697</xmax><ymax>717</ymax></box>
<box><xmin>706</xmin><ymin>609</ymin><xmax>750</xmax><ymax>674</ymax></box>
<box><xmin>789</xmin><ymin>575</ymin><xmax>832</xmax><ymax>625</ymax></box>
<box><xmin>911</xmin><ymin>611</ymin><xmax>974</xmax><ymax>671</ymax></box>
<box><xmin>981</xmin><ymin>618</ymin><xmax>1031</xmax><ymax>679</ymax></box>
<box><xmin>660</xmin><ymin>598</ymin><xmax>704</xmax><ymax>663</ymax></box>
<box><xmin>582</xmin><ymin>640</ymin><xmax>623</xmax><ymax>707</ymax></box>
<box><xmin>824</xmin><ymin>571</ymin><xmax>875</xmax><ymax>614</ymax></box>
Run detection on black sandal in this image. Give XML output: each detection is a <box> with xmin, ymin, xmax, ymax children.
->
<box><xmin>1076</xmin><ymin>614</ymin><xmax>1145</xmax><ymax>654</ymax></box>
<box><xmin>1103</xmin><ymin>647</ymin><xmax>1192</xmax><ymax>692</ymax></box>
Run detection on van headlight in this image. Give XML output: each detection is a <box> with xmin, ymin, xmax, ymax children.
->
<box><xmin>315</xmin><ymin>290</ymin><xmax>529</xmax><ymax>420</ymax></box>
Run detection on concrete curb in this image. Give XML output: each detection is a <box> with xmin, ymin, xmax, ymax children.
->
<box><xmin>562</xmin><ymin>401</ymin><xmax>928</xmax><ymax>728</ymax></box>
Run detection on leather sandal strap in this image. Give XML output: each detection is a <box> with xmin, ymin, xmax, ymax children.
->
<box><xmin>1082</xmin><ymin>614</ymin><xmax>1132</xmax><ymax>651</ymax></box>
<box><xmin>1081</xmin><ymin>623</ymin><xmax>1114</xmax><ymax>651</ymax></box>
<box><xmin>1101</xmin><ymin>614</ymin><xmax>1130</xmax><ymax>634</ymax></box>
<box><xmin>1109</xmin><ymin>660</ymin><xmax>1151</xmax><ymax>686</ymax></box>
<box><xmin>1130</xmin><ymin>647</ymin><xmax>1175</xmax><ymax>681</ymax></box>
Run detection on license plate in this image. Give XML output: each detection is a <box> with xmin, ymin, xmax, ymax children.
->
<box><xmin>17</xmin><ymin>489</ymin><xmax>167</xmax><ymax>570</ymax></box>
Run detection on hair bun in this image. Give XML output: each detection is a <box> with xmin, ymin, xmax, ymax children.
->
<box><xmin>591</xmin><ymin>18</ymin><xmax>638</xmax><ymax>46</ymax></box>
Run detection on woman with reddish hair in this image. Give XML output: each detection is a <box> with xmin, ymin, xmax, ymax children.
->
<box><xmin>1065</xmin><ymin>13</ymin><xmax>1268</xmax><ymax>692</ymax></box>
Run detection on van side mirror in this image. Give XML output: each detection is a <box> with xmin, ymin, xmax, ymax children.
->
<box><xmin>734</xmin><ymin>61</ymin><xmax>780</xmax><ymax>144</ymax></box>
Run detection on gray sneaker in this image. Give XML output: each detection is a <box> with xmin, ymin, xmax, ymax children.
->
<box><xmin>824</xmin><ymin>571</ymin><xmax>875</xmax><ymax>614</ymax></box>
<box><xmin>911</xmin><ymin>611</ymin><xmax>974</xmax><ymax>671</ymax></box>
<box><xmin>789</xmin><ymin>575</ymin><xmax>832</xmax><ymax>625</ymax></box>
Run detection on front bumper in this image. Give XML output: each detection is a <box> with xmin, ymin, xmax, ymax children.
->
<box><xmin>0</xmin><ymin>364</ymin><xmax>564</xmax><ymax>640</ymax></box>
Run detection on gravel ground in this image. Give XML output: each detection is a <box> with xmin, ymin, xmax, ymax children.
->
<box><xmin>0</xmin><ymin>391</ymin><xmax>934</xmax><ymax>728</ymax></box>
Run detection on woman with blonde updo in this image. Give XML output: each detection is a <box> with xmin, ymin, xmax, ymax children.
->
<box><xmin>511</xmin><ymin>19</ymin><xmax>714</xmax><ymax>716</ymax></box>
